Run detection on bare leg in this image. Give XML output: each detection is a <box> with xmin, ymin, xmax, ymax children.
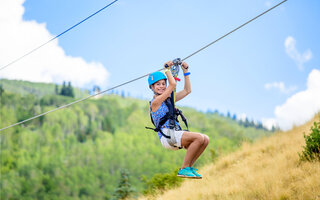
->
<box><xmin>180</xmin><ymin>132</ymin><xmax>204</xmax><ymax>169</ymax></box>
<box><xmin>190</xmin><ymin>134</ymin><xmax>209</xmax><ymax>167</ymax></box>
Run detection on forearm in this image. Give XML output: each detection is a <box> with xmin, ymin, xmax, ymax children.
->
<box><xmin>183</xmin><ymin>74</ymin><xmax>191</xmax><ymax>94</ymax></box>
<box><xmin>165</xmin><ymin>69</ymin><xmax>176</xmax><ymax>88</ymax></box>
<box><xmin>164</xmin><ymin>61</ymin><xmax>177</xmax><ymax>88</ymax></box>
<box><xmin>182</xmin><ymin>61</ymin><xmax>191</xmax><ymax>94</ymax></box>
<box><xmin>175</xmin><ymin>63</ymin><xmax>192</xmax><ymax>102</ymax></box>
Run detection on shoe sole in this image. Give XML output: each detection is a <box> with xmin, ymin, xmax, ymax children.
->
<box><xmin>177</xmin><ymin>174</ymin><xmax>201</xmax><ymax>179</ymax></box>
<box><xmin>192</xmin><ymin>174</ymin><xmax>203</xmax><ymax>179</ymax></box>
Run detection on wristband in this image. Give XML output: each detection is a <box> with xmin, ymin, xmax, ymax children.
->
<box><xmin>184</xmin><ymin>72</ymin><xmax>191</xmax><ymax>76</ymax></box>
<box><xmin>164</xmin><ymin>68</ymin><xmax>170</xmax><ymax>73</ymax></box>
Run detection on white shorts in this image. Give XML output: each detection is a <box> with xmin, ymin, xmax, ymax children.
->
<box><xmin>160</xmin><ymin>128</ymin><xmax>185</xmax><ymax>151</ymax></box>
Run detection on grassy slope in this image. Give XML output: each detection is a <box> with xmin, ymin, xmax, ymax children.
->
<box><xmin>141</xmin><ymin>115</ymin><xmax>320</xmax><ymax>200</ymax></box>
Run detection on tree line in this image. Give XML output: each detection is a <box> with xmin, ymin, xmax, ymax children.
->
<box><xmin>0</xmin><ymin>80</ymin><xmax>273</xmax><ymax>199</ymax></box>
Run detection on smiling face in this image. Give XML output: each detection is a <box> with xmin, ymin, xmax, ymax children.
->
<box><xmin>151</xmin><ymin>79</ymin><xmax>167</xmax><ymax>94</ymax></box>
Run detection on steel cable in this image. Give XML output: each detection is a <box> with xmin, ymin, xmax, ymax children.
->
<box><xmin>0</xmin><ymin>0</ymin><xmax>288</xmax><ymax>132</ymax></box>
<box><xmin>0</xmin><ymin>0</ymin><xmax>119</xmax><ymax>72</ymax></box>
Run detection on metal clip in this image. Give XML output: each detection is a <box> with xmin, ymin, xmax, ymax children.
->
<box><xmin>173</xmin><ymin>58</ymin><xmax>182</xmax><ymax>66</ymax></box>
<box><xmin>171</xmin><ymin>58</ymin><xmax>182</xmax><ymax>77</ymax></box>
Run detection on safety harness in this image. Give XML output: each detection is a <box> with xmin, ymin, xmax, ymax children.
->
<box><xmin>145</xmin><ymin>58</ymin><xmax>189</xmax><ymax>147</ymax></box>
<box><xmin>145</xmin><ymin>95</ymin><xmax>189</xmax><ymax>139</ymax></box>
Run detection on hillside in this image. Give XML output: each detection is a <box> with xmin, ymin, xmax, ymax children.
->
<box><xmin>0</xmin><ymin>78</ymin><xmax>89</xmax><ymax>98</ymax></box>
<box><xmin>142</xmin><ymin>115</ymin><xmax>320</xmax><ymax>200</ymax></box>
<box><xmin>0</xmin><ymin>79</ymin><xmax>273</xmax><ymax>199</ymax></box>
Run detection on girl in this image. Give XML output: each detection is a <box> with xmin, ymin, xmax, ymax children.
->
<box><xmin>148</xmin><ymin>60</ymin><xmax>209</xmax><ymax>179</ymax></box>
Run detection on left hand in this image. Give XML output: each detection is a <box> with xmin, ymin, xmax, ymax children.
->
<box><xmin>181</xmin><ymin>61</ymin><xmax>189</xmax><ymax>73</ymax></box>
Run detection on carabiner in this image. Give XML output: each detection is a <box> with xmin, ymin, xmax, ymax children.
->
<box><xmin>170</xmin><ymin>58</ymin><xmax>182</xmax><ymax>77</ymax></box>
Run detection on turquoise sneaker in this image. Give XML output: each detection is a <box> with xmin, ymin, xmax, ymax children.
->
<box><xmin>177</xmin><ymin>167</ymin><xmax>197</xmax><ymax>178</ymax></box>
<box><xmin>190</xmin><ymin>167</ymin><xmax>202</xmax><ymax>179</ymax></box>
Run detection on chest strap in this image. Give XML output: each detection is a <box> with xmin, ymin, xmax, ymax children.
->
<box><xmin>145</xmin><ymin>97</ymin><xmax>189</xmax><ymax>139</ymax></box>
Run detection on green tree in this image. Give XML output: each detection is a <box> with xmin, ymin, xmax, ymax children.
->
<box><xmin>67</xmin><ymin>81</ymin><xmax>74</xmax><ymax>98</ymax></box>
<box><xmin>60</xmin><ymin>81</ymin><xmax>67</xmax><ymax>96</ymax></box>
<box><xmin>227</xmin><ymin>111</ymin><xmax>231</xmax><ymax>118</ymax></box>
<box><xmin>55</xmin><ymin>84</ymin><xmax>59</xmax><ymax>95</ymax></box>
<box><xmin>59</xmin><ymin>81</ymin><xmax>74</xmax><ymax>97</ymax></box>
<box><xmin>113</xmin><ymin>169</ymin><xmax>135</xmax><ymax>200</ymax></box>
<box><xmin>0</xmin><ymin>84</ymin><xmax>4</xmax><ymax>96</ymax></box>
<box><xmin>299</xmin><ymin>119</ymin><xmax>320</xmax><ymax>161</ymax></box>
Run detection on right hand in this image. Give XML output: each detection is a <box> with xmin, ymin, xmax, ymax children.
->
<box><xmin>164</xmin><ymin>61</ymin><xmax>174</xmax><ymax>69</ymax></box>
<box><xmin>181</xmin><ymin>61</ymin><xmax>189</xmax><ymax>73</ymax></box>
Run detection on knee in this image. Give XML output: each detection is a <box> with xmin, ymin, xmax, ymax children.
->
<box><xmin>195</xmin><ymin>133</ymin><xmax>205</xmax><ymax>145</ymax></box>
<box><xmin>199</xmin><ymin>134</ymin><xmax>209</xmax><ymax>147</ymax></box>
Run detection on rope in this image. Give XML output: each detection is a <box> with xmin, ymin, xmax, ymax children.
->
<box><xmin>182</xmin><ymin>0</ymin><xmax>287</xmax><ymax>61</ymax></box>
<box><xmin>0</xmin><ymin>0</ymin><xmax>119</xmax><ymax>72</ymax></box>
<box><xmin>0</xmin><ymin>0</ymin><xmax>288</xmax><ymax>132</ymax></box>
<box><xmin>0</xmin><ymin>72</ymin><xmax>155</xmax><ymax>132</ymax></box>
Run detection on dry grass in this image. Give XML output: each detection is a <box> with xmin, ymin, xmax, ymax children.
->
<box><xmin>140</xmin><ymin>115</ymin><xmax>320</xmax><ymax>200</ymax></box>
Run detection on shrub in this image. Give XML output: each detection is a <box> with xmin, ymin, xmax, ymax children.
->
<box><xmin>299</xmin><ymin>119</ymin><xmax>320</xmax><ymax>161</ymax></box>
<box><xmin>142</xmin><ymin>169</ymin><xmax>183</xmax><ymax>195</ymax></box>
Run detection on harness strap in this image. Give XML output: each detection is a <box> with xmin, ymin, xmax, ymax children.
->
<box><xmin>147</xmin><ymin>101</ymin><xmax>171</xmax><ymax>139</ymax></box>
<box><xmin>146</xmin><ymin>97</ymin><xmax>189</xmax><ymax>137</ymax></box>
<box><xmin>175</xmin><ymin>109</ymin><xmax>189</xmax><ymax>131</ymax></box>
<box><xmin>164</xmin><ymin>96</ymin><xmax>178</xmax><ymax>130</ymax></box>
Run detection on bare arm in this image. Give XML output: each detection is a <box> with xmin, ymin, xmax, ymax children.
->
<box><xmin>151</xmin><ymin>61</ymin><xmax>177</xmax><ymax>112</ymax></box>
<box><xmin>176</xmin><ymin>61</ymin><xmax>191</xmax><ymax>102</ymax></box>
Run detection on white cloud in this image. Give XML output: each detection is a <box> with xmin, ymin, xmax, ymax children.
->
<box><xmin>0</xmin><ymin>0</ymin><xmax>109</xmax><ymax>88</ymax></box>
<box><xmin>263</xmin><ymin>69</ymin><xmax>320</xmax><ymax>130</ymax></box>
<box><xmin>261</xmin><ymin>118</ymin><xmax>277</xmax><ymax>130</ymax></box>
<box><xmin>285</xmin><ymin>36</ymin><xmax>312</xmax><ymax>70</ymax></box>
<box><xmin>264</xmin><ymin>81</ymin><xmax>297</xmax><ymax>94</ymax></box>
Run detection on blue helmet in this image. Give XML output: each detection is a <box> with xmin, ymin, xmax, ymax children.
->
<box><xmin>148</xmin><ymin>71</ymin><xmax>167</xmax><ymax>89</ymax></box>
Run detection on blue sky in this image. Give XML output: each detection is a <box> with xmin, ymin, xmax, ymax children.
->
<box><xmin>0</xmin><ymin>0</ymin><xmax>319</xmax><ymax>130</ymax></box>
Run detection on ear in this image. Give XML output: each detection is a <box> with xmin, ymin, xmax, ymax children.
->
<box><xmin>150</xmin><ymin>84</ymin><xmax>154</xmax><ymax>90</ymax></box>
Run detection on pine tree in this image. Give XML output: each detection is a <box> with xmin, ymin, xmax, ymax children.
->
<box><xmin>121</xmin><ymin>90</ymin><xmax>125</xmax><ymax>98</ymax></box>
<box><xmin>60</xmin><ymin>81</ymin><xmax>67</xmax><ymax>96</ymax></box>
<box><xmin>55</xmin><ymin>84</ymin><xmax>59</xmax><ymax>95</ymax></box>
<box><xmin>67</xmin><ymin>81</ymin><xmax>74</xmax><ymax>97</ymax></box>
<box><xmin>113</xmin><ymin>169</ymin><xmax>135</xmax><ymax>200</ymax></box>
<box><xmin>0</xmin><ymin>84</ymin><xmax>4</xmax><ymax>96</ymax></box>
<box><xmin>244</xmin><ymin>117</ymin><xmax>249</xmax><ymax>127</ymax></box>
<box><xmin>232</xmin><ymin>114</ymin><xmax>237</xmax><ymax>121</ymax></box>
<box><xmin>227</xmin><ymin>111</ymin><xmax>231</xmax><ymax>118</ymax></box>
<box><xmin>59</xmin><ymin>81</ymin><xmax>74</xmax><ymax>97</ymax></box>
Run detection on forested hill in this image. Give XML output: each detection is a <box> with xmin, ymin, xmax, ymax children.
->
<box><xmin>0</xmin><ymin>79</ymin><xmax>272</xmax><ymax>200</ymax></box>
<box><xmin>0</xmin><ymin>79</ymin><xmax>89</xmax><ymax>98</ymax></box>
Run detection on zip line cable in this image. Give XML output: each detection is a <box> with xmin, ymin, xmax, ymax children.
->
<box><xmin>0</xmin><ymin>0</ymin><xmax>119</xmax><ymax>72</ymax></box>
<box><xmin>0</xmin><ymin>73</ymin><xmax>151</xmax><ymax>132</ymax></box>
<box><xmin>182</xmin><ymin>0</ymin><xmax>287</xmax><ymax>61</ymax></box>
<box><xmin>0</xmin><ymin>0</ymin><xmax>288</xmax><ymax>132</ymax></box>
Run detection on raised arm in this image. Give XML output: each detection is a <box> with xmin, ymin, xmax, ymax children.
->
<box><xmin>151</xmin><ymin>61</ymin><xmax>177</xmax><ymax>112</ymax></box>
<box><xmin>175</xmin><ymin>61</ymin><xmax>191</xmax><ymax>102</ymax></box>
